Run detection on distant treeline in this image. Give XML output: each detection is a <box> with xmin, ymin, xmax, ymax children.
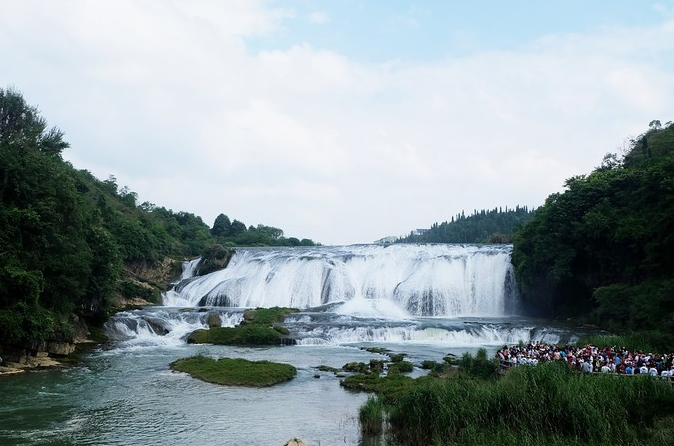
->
<box><xmin>0</xmin><ymin>87</ymin><xmax>316</xmax><ymax>346</ymax></box>
<box><xmin>512</xmin><ymin>120</ymin><xmax>674</xmax><ymax>333</ymax></box>
<box><xmin>397</xmin><ymin>206</ymin><xmax>535</xmax><ymax>244</ymax></box>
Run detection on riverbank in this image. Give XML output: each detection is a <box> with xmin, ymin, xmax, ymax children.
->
<box><xmin>0</xmin><ymin>357</ymin><xmax>63</xmax><ymax>376</ymax></box>
<box><xmin>0</xmin><ymin>296</ymin><xmax>157</xmax><ymax>377</ymax></box>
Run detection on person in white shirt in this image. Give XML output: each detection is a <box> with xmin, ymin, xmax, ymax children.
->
<box><xmin>580</xmin><ymin>360</ymin><xmax>592</xmax><ymax>373</ymax></box>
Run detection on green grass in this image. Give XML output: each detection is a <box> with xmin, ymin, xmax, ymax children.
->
<box><xmin>576</xmin><ymin>330</ymin><xmax>674</xmax><ymax>352</ymax></box>
<box><xmin>359</xmin><ymin>396</ymin><xmax>386</xmax><ymax>435</ymax></box>
<box><xmin>170</xmin><ymin>355</ymin><xmax>296</xmax><ymax>387</ymax></box>
<box><xmin>341</xmin><ymin>372</ymin><xmax>417</xmax><ymax>403</ymax></box>
<box><xmin>382</xmin><ymin>361</ymin><xmax>674</xmax><ymax>445</ymax></box>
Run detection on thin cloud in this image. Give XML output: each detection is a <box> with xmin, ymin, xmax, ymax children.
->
<box><xmin>308</xmin><ymin>11</ymin><xmax>329</xmax><ymax>25</ymax></box>
<box><xmin>1</xmin><ymin>2</ymin><xmax>673</xmax><ymax>245</ymax></box>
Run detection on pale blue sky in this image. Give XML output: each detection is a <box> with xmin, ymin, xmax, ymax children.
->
<box><xmin>1</xmin><ymin>1</ymin><xmax>673</xmax><ymax>245</ymax></box>
<box><xmin>251</xmin><ymin>1</ymin><xmax>672</xmax><ymax>60</ymax></box>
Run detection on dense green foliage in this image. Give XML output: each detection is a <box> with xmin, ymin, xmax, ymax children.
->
<box><xmin>1</xmin><ymin>87</ymin><xmax>117</xmax><ymax>343</ymax></box>
<box><xmin>210</xmin><ymin>212</ymin><xmax>316</xmax><ymax>247</ymax></box>
<box><xmin>575</xmin><ymin>331</ymin><xmax>674</xmax><ymax>355</ymax></box>
<box><xmin>170</xmin><ymin>355</ymin><xmax>296</xmax><ymax>387</ymax></box>
<box><xmin>398</xmin><ymin>206</ymin><xmax>535</xmax><ymax>244</ymax></box>
<box><xmin>512</xmin><ymin>121</ymin><xmax>674</xmax><ymax>331</ymax></box>
<box><xmin>0</xmin><ymin>87</ymin><xmax>315</xmax><ymax>347</ymax></box>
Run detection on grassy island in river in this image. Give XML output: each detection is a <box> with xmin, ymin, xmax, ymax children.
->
<box><xmin>187</xmin><ymin>307</ymin><xmax>299</xmax><ymax>346</ymax></box>
<box><xmin>170</xmin><ymin>356</ymin><xmax>297</xmax><ymax>387</ymax></box>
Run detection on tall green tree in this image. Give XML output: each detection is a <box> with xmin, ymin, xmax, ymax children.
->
<box><xmin>512</xmin><ymin>122</ymin><xmax>674</xmax><ymax>330</ymax></box>
<box><xmin>211</xmin><ymin>213</ymin><xmax>232</xmax><ymax>237</ymax></box>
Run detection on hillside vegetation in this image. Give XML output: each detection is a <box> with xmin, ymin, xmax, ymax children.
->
<box><xmin>398</xmin><ymin>206</ymin><xmax>535</xmax><ymax>244</ymax></box>
<box><xmin>0</xmin><ymin>87</ymin><xmax>315</xmax><ymax>348</ymax></box>
<box><xmin>512</xmin><ymin>120</ymin><xmax>674</xmax><ymax>333</ymax></box>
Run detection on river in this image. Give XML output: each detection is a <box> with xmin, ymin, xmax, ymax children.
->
<box><xmin>0</xmin><ymin>244</ymin><xmax>585</xmax><ymax>445</ymax></box>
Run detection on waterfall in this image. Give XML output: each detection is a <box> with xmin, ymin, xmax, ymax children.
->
<box><xmin>293</xmin><ymin>324</ymin><xmax>572</xmax><ymax>347</ymax></box>
<box><xmin>104</xmin><ymin>307</ymin><xmax>244</xmax><ymax>348</ymax></box>
<box><xmin>166</xmin><ymin>244</ymin><xmax>520</xmax><ymax>318</ymax></box>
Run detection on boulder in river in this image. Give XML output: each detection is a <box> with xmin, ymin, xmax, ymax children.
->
<box><xmin>283</xmin><ymin>438</ymin><xmax>309</xmax><ymax>446</ymax></box>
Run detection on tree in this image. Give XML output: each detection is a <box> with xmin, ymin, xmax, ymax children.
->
<box><xmin>0</xmin><ymin>87</ymin><xmax>68</xmax><ymax>158</ymax></box>
<box><xmin>230</xmin><ymin>219</ymin><xmax>247</xmax><ymax>235</ymax></box>
<box><xmin>255</xmin><ymin>224</ymin><xmax>283</xmax><ymax>239</ymax></box>
<box><xmin>211</xmin><ymin>213</ymin><xmax>232</xmax><ymax>237</ymax></box>
<box><xmin>512</xmin><ymin>121</ymin><xmax>674</xmax><ymax>329</ymax></box>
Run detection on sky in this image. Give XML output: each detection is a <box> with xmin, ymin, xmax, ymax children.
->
<box><xmin>1</xmin><ymin>1</ymin><xmax>673</xmax><ymax>246</ymax></box>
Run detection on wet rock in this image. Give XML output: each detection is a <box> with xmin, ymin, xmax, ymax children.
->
<box><xmin>207</xmin><ymin>312</ymin><xmax>222</xmax><ymax>328</ymax></box>
<box><xmin>283</xmin><ymin>438</ymin><xmax>309</xmax><ymax>446</ymax></box>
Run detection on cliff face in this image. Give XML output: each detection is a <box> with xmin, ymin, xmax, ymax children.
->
<box><xmin>115</xmin><ymin>257</ymin><xmax>184</xmax><ymax>309</ymax></box>
<box><xmin>124</xmin><ymin>257</ymin><xmax>184</xmax><ymax>289</ymax></box>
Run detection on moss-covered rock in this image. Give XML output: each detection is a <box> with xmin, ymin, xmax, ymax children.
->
<box><xmin>317</xmin><ymin>365</ymin><xmax>343</xmax><ymax>374</ymax></box>
<box><xmin>273</xmin><ymin>325</ymin><xmax>290</xmax><ymax>335</ymax></box>
<box><xmin>213</xmin><ymin>325</ymin><xmax>285</xmax><ymax>345</ymax></box>
<box><xmin>421</xmin><ymin>360</ymin><xmax>437</xmax><ymax>369</ymax></box>
<box><xmin>242</xmin><ymin>307</ymin><xmax>299</xmax><ymax>325</ymax></box>
<box><xmin>186</xmin><ymin>329</ymin><xmax>211</xmax><ymax>344</ymax></box>
<box><xmin>343</xmin><ymin>361</ymin><xmax>370</xmax><ymax>374</ymax></box>
<box><xmin>388</xmin><ymin>360</ymin><xmax>414</xmax><ymax>374</ymax></box>
<box><xmin>362</xmin><ymin>346</ymin><xmax>390</xmax><ymax>355</ymax></box>
<box><xmin>388</xmin><ymin>353</ymin><xmax>406</xmax><ymax>363</ymax></box>
<box><xmin>186</xmin><ymin>306</ymin><xmax>298</xmax><ymax>346</ymax></box>
<box><xmin>194</xmin><ymin>245</ymin><xmax>235</xmax><ymax>277</ymax></box>
<box><xmin>206</xmin><ymin>312</ymin><xmax>222</xmax><ymax>328</ymax></box>
<box><xmin>171</xmin><ymin>355</ymin><xmax>296</xmax><ymax>387</ymax></box>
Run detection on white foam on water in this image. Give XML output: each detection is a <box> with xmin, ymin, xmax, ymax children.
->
<box><xmin>168</xmin><ymin>244</ymin><xmax>519</xmax><ymax>318</ymax></box>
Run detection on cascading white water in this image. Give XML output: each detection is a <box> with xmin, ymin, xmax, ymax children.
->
<box><xmin>104</xmin><ymin>244</ymin><xmax>586</xmax><ymax>350</ymax></box>
<box><xmin>104</xmin><ymin>308</ymin><xmax>244</xmax><ymax>348</ymax></box>
<box><xmin>180</xmin><ymin>258</ymin><xmax>201</xmax><ymax>280</ymax></box>
<box><xmin>292</xmin><ymin>323</ymin><xmax>571</xmax><ymax>347</ymax></box>
<box><xmin>168</xmin><ymin>244</ymin><xmax>519</xmax><ymax>317</ymax></box>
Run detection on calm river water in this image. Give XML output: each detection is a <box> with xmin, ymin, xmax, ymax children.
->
<box><xmin>0</xmin><ymin>312</ymin><xmax>582</xmax><ymax>446</ymax></box>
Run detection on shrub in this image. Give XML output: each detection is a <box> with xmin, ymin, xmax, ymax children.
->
<box><xmin>359</xmin><ymin>396</ymin><xmax>385</xmax><ymax>435</ymax></box>
<box><xmin>389</xmin><ymin>361</ymin><xmax>414</xmax><ymax>374</ymax></box>
<box><xmin>458</xmin><ymin>348</ymin><xmax>498</xmax><ymax>379</ymax></box>
<box><xmin>421</xmin><ymin>360</ymin><xmax>439</xmax><ymax>369</ymax></box>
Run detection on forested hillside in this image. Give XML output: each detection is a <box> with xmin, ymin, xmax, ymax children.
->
<box><xmin>512</xmin><ymin>120</ymin><xmax>674</xmax><ymax>332</ymax></box>
<box><xmin>0</xmin><ymin>88</ymin><xmax>315</xmax><ymax>347</ymax></box>
<box><xmin>398</xmin><ymin>206</ymin><xmax>535</xmax><ymax>244</ymax></box>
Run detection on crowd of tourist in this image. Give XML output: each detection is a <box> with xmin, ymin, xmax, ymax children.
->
<box><xmin>495</xmin><ymin>342</ymin><xmax>674</xmax><ymax>378</ymax></box>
